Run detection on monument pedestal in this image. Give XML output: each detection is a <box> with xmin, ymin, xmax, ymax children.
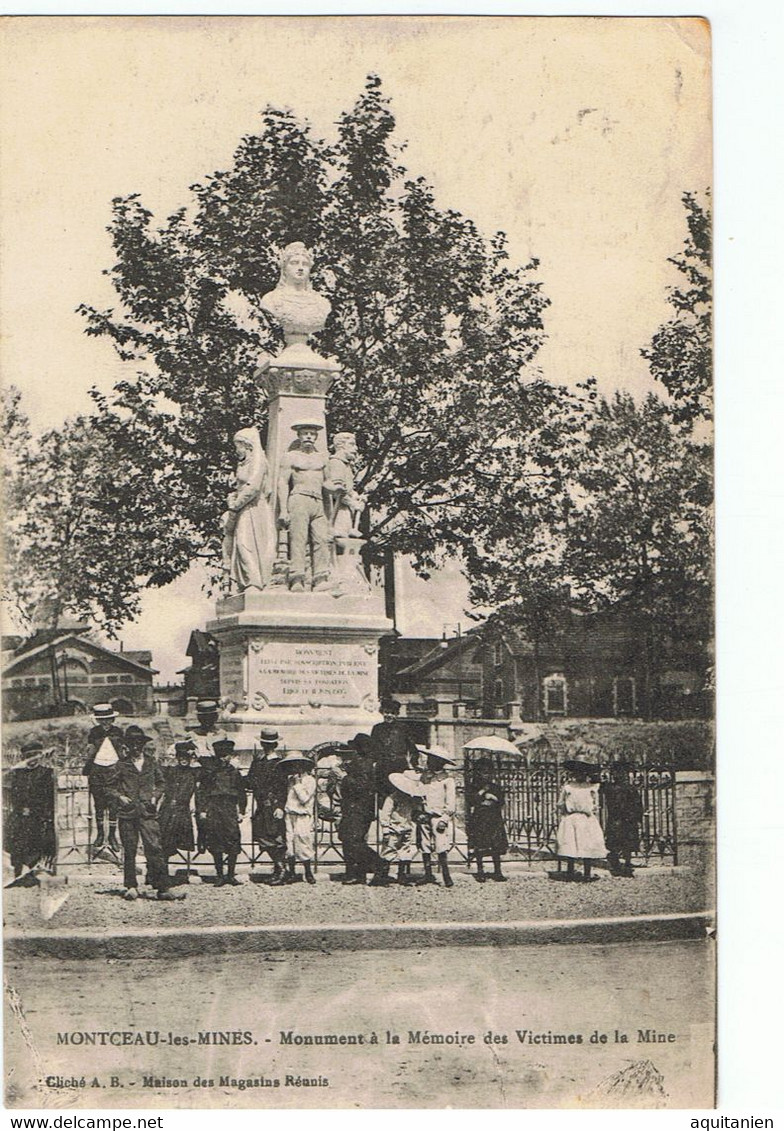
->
<box><xmin>208</xmin><ymin>589</ymin><xmax>393</xmax><ymax>752</ymax></box>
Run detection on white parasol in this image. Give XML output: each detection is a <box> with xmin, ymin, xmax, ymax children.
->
<box><xmin>462</xmin><ymin>735</ymin><xmax>523</xmax><ymax>756</ymax></box>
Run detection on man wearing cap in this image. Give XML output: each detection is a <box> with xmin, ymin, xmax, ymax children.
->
<box><xmin>417</xmin><ymin>747</ymin><xmax>458</xmax><ymax>887</ymax></box>
<box><xmin>83</xmin><ymin>703</ymin><xmax>123</xmax><ymax>852</ymax></box>
<box><xmin>244</xmin><ymin>728</ymin><xmax>287</xmax><ymax>884</ymax></box>
<box><xmin>277</xmin><ymin>421</ymin><xmax>333</xmax><ymax>592</ymax></box>
<box><xmin>200</xmin><ymin>738</ymin><xmax>247</xmax><ymax>886</ymax></box>
<box><xmin>104</xmin><ymin>728</ymin><xmax>184</xmax><ymax>901</ymax></box>
<box><xmin>370</xmin><ymin>700</ymin><xmax>419</xmax><ymax>801</ymax></box>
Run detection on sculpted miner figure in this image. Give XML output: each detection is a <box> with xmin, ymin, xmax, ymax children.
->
<box><xmin>325</xmin><ymin>432</ymin><xmax>365</xmax><ymax>537</ymax></box>
<box><xmin>221</xmin><ymin>427</ymin><xmax>274</xmax><ymax>592</ymax></box>
<box><xmin>278</xmin><ymin>421</ymin><xmax>333</xmax><ymax>592</ymax></box>
<box><xmin>259</xmin><ymin>242</ymin><xmax>331</xmax><ymax>346</ymax></box>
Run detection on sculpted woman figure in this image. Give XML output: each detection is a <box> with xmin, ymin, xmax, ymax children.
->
<box><xmin>222</xmin><ymin>427</ymin><xmax>274</xmax><ymax>592</ymax></box>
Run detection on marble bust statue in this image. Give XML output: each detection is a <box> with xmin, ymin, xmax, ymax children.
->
<box><xmin>259</xmin><ymin>242</ymin><xmax>331</xmax><ymax>347</ymax></box>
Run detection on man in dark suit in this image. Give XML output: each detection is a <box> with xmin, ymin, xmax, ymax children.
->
<box><xmin>104</xmin><ymin>727</ymin><xmax>185</xmax><ymax>902</ymax></box>
<box><xmin>83</xmin><ymin>702</ymin><xmax>123</xmax><ymax>851</ymax></box>
<box><xmin>370</xmin><ymin>699</ymin><xmax>418</xmax><ymax>800</ymax></box>
<box><xmin>244</xmin><ymin>728</ymin><xmax>287</xmax><ymax>884</ymax></box>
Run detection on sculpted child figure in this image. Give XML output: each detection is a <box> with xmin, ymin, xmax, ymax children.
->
<box><xmin>326</xmin><ymin>432</ymin><xmax>365</xmax><ymax>537</ymax></box>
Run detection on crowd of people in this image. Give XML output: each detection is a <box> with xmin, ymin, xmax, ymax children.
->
<box><xmin>74</xmin><ymin>697</ymin><xmax>645</xmax><ymax>903</ymax></box>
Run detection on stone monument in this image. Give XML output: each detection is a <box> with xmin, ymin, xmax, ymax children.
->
<box><xmin>207</xmin><ymin>242</ymin><xmax>393</xmax><ymax>750</ymax></box>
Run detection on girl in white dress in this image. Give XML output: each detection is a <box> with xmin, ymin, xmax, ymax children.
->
<box><xmin>278</xmin><ymin>753</ymin><xmax>317</xmax><ymax>884</ymax></box>
<box><xmin>555</xmin><ymin>760</ymin><xmax>607</xmax><ymax>882</ymax></box>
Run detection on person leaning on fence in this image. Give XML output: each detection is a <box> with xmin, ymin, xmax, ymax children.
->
<box><xmin>601</xmin><ymin>760</ymin><xmax>644</xmax><ymax>878</ymax></box>
<box><xmin>375</xmin><ymin>770</ymin><xmax>423</xmax><ymax>886</ymax></box>
<box><xmin>466</xmin><ymin>757</ymin><xmax>509</xmax><ymax>883</ymax></box>
<box><xmin>554</xmin><ymin>760</ymin><xmax>607</xmax><ymax>883</ymax></box>
<box><xmin>104</xmin><ymin>729</ymin><xmax>185</xmax><ymax>902</ymax></box>
<box><xmin>337</xmin><ymin>741</ymin><xmax>382</xmax><ymax>885</ymax></box>
<box><xmin>83</xmin><ymin>702</ymin><xmax>122</xmax><ymax>852</ymax></box>
<box><xmin>278</xmin><ymin>752</ymin><xmax>317</xmax><ymax>885</ymax></box>
<box><xmin>198</xmin><ymin>737</ymin><xmax>247</xmax><ymax>887</ymax></box>
<box><xmin>244</xmin><ymin>727</ymin><xmax>287</xmax><ymax>885</ymax></box>
<box><xmin>158</xmin><ymin>740</ymin><xmax>199</xmax><ymax>864</ymax></box>
<box><xmin>417</xmin><ymin>746</ymin><xmax>457</xmax><ymax>888</ymax></box>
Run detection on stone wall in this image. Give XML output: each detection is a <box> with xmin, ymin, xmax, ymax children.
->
<box><xmin>675</xmin><ymin>770</ymin><xmax>715</xmax><ymax>867</ymax></box>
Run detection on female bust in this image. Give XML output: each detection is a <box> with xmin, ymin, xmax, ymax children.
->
<box><xmin>259</xmin><ymin>242</ymin><xmax>331</xmax><ymax>345</ymax></box>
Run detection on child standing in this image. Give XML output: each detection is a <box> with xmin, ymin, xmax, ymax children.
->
<box><xmin>278</xmin><ymin>752</ymin><xmax>317</xmax><ymax>884</ymax></box>
<box><xmin>417</xmin><ymin>747</ymin><xmax>457</xmax><ymax>887</ymax></box>
<box><xmin>466</xmin><ymin>757</ymin><xmax>509</xmax><ymax>882</ymax></box>
<box><xmin>158</xmin><ymin>740</ymin><xmax>198</xmax><ymax>865</ymax></box>
<box><xmin>555</xmin><ymin>760</ymin><xmax>607</xmax><ymax>882</ymax></box>
<box><xmin>601</xmin><ymin>760</ymin><xmax>644</xmax><ymax>877</ymax></box>
<box><xmin>375</xmin><ymin>771</ymin><xmax>424</xmax><ymax>885</ymax></box>
<box><xmin>337</xmin><ymin>749</ymin><xmax>381</xmax><ymax>884</ymax></box>
<box><xmin>199</xmin><ymin>737</ymin><xmax>247</xmax><ymax>887</ymax></box>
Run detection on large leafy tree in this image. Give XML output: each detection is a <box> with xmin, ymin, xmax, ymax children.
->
<box><xmin>642</xmin><ymin>191</ymin><xmax>712</xmax><ymax>429</ymax></box>
<box><xmin>73</xmin><ymin>75</ymin><xmax>554</xmax><ymax>626</ymax></box>
<box><xmin>2</xmin><ymin>407</ymin><xmax>197</xmax><ymax>635</ymax></box>
<box><xmin>463</xmin><ymin>384</ymin><xmax>713</xmax><ymax>718</ymax></box>
<box><xmin>564</xmin><ymin>390</ymin><xmax>713</xmax><ymax>715</ymax></box>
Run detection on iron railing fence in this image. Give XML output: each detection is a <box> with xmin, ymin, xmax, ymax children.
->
<box><xmin>37</xmin><ymin>758</ymin><xmax>676</xmax><ymax>875</ymax></box>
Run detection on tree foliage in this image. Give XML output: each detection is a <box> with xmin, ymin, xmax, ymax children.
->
<box><xmin>465</xmin><ymin>384</ymin><xmax>714</xmax><ymax>713</ymax></box>
<box><xmin>565</xmin><ymin>391</ymin><xmax>712</xmax><ymax>611</ymax></box>
<box><xmin>642</xmin><ymin>191</ymin><xmax>712</xmax><ymax>428</ymax></box>
<box><xmin>2</xmin><ymin>402</ymin><xmax>198</xmax><ymax>634</ymax></box>
<box><xmin>71</xmin><ymin>75</ymin><xmax>555</xmax><ymax>628</ymax></box>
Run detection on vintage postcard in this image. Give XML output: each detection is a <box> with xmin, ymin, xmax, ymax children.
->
<box><xmin>1</xmin><ymin>15</ymin><xmax>715</xmax><ymax>1110</ymax></box>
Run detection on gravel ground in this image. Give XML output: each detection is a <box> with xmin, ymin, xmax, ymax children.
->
<box><xmin>4</xmin><ymin>862</ymin><xmax>712</xmax><ymax>933</ymax></box>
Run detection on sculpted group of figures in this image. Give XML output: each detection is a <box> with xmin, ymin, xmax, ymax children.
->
<box><xmin>221</xmin><ymin>243</ymin><xmax>365</xmax><ymax>595</ymax></box>
<box><xmin>71</xmin><ymin>698</ymin><xmax>645</xmax><ymax>901</ymax></box>
<box><xmin>222</xmin><ymin>423</ymin><xmax>364</xmax><ymax>595</ymax></box>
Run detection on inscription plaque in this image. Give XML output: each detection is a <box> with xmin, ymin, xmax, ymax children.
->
<box><xmin>249</xmin><ymin>640</ymin><xmax>375</xmax><ymax>707</ymax></box>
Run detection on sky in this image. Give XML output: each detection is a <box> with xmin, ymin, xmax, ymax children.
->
<box><xmin>0</xmin><ymin>16</ymin><xmax>711</xmax><ymax>680</ymax></box>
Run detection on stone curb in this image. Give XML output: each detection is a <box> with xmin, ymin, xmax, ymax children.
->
<box><xmin>4</xmin><ymin>910</ymin><xmax>714</xmax><ymax>959</ymax></box>
<box><xmin>35</xmin><ymin>861</ymin><xmax>695</xmax><ymax>885</ymax></box>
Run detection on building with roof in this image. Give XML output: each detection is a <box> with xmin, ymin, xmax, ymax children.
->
<box><xmin>482</xmin><ymin>606</ymin><xmax>709</xmax><ymax>722</ymax></box>
<box><xmin>382</xmin><ymin>606</ymin><xmax>708</xmax><ymax>727</ymax></box>
<box><xmin>392</xmin><ymin>631</ymin><xmax>484</xmax><ymax>719</ymax></box>
<box><xmin>2</xmin><ymin>626</ymin><xmax>157</xmax><ymax>721</ymax></box>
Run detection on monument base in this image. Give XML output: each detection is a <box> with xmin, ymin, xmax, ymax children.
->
<box><xmin>207</xmin><ymin>588</ymin><xmax>393</xmax><ymax>752</ymax></box>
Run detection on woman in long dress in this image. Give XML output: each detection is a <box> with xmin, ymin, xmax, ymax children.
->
<box><xmin>222</xmin><ymin>427</ymin><xmax>274</xmax><ymax>592</ymax></box>
<box><xmin>555</xmin><ymin>760</ymin><xmax>607</xmax><ymax>882</ymax></box>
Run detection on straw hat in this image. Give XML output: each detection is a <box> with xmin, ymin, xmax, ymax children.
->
<box><xmin>276</xmin><ymin>751</ymin><xmax>314</xmax><ymax>772</ymax></box>
<box><xmin>415</xmin><ymin>744</ymin><xmax>457</xmax><ymax>767</ymax></box>
<box><xmin>388</xmin><ymin>771</ymin><xmax>427</xmax><ymax>798</ymax></box>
